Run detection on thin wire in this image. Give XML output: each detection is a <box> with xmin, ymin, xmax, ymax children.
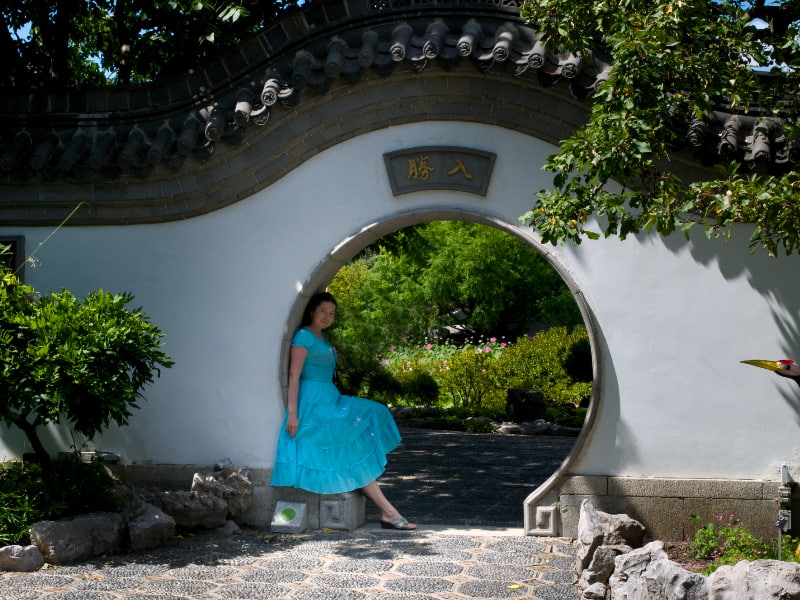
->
<box><xmin>14</xmin><ymin>201</ymin><xmax>90</xmax><ymax>275</ymax></box>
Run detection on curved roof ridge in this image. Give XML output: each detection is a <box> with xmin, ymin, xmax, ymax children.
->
<box><xmin>0</xmin><ymin>0</ymin><xmax>796</xmax><ymax>225</ymax></box>
<box><xmin>1</xmin><ymin>5</ymin><xmax>605</xmax><ymax>186</ymax></box>
<box><xmin>0</xmin><ymin>1</ymin><xmax>527</xmax><ymax>119</ymax></box>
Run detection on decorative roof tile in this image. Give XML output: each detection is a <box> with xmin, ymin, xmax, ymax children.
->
<box><xmin>0</xmin><ymin>0</ymin><xmax>794</xmax><ymax>224</ymax></box>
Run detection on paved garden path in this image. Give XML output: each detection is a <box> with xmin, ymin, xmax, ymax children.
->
<box><xmin>367</xmin><ymin>427</ymin><xmax>578</xmax><ymax>528</ymax></box>
<box><xmin>0</xmin><ymin>428</ymin><xmax>581</xmax><ymax>600</ymax></box>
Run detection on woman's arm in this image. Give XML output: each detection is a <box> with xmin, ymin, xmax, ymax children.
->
<box><xmin>286</xmin><ymin>345</ymin><xmax>307</xmax><ymax>438</ymax></box>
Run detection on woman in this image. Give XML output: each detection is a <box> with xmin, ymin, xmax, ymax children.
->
<box><xmin>271</xmin><ymin>292</ymin><xmax>416</xmax><ymax>530</ymax></box>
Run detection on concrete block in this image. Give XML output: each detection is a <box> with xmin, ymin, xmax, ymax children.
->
<box><xmin>527</xmin><ymin>505</ymin><xmax>559</xmax><ymax>536</ymax></box>
<box><xmin>607</xmin><ymin>477</ymin><xmax>767</xmax><ymax>500</ymax></box>
<box><xmin>609</xmin><ymin>496</ymin><xmax>685</xmax><ymax>541</ymax></box>
<box><xmin>559</xmin><ymin>494</ymin><xmax>592</xmax><ymax>538</ymax></box>
<box><xmin>559</xmin><ymin>476</ymin><xmax>608</xmax><ymax>495</ymax></box>
<box><xmin>710</xmin><ymin>498</ymin><xmax>778</xmax><ymax>540</ymax></box>
<box><xmin>238</xmin><ymin>485</ymin><xmax>277</xmax><ymax>528</ymax></box>
<box><xmin>243</xmin><ymin>467</ymin><xmax>271</xmax><ymax>487</ymax></box>
<box><xmin>559</xmin><ymin>494</ymin><xmax>686</xmax><ymax>541</ymax></box>
<box><xmin>268</xmin><ymin>489</ymin><xmax>321</xmax><ymax>529</ymax></box>
<box><xmin>271</xmin><ymin>501</ymin><xmax>308</xmax><ymax>534</ymax></box>
<box><xmin>558</xmin><ymin>488</ymin><xmax>781</xmax><ymax>543</ymax></box>
<box><xmin>320</xmin><ymin>492</ymin><xmax>365</xmax><ymax>531</ymax></box>
<box><xmin>682</xmin><ymin>497</ymin><xmax>714</xmax><ymax>539</ymax></box>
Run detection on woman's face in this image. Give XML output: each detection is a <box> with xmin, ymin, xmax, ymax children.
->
<box><xmin>311</xmin><ymin>301</ymin><xmax>336</xmax><ymax>330</ymax></box>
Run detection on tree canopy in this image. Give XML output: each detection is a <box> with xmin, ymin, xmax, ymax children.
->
<box><xmin>327</xmin><ymin>221</ymin><xmax>583</xmax><ymax>398</ymax></box>
<box><xmin>0</xmin><ymin>1</ymin><xmax>298</xmax><ymax>90</ymax></box>
<box><xmin>520</xmin><ymin>0</ymin><xmax>800</xmax><ymax>256</ymax></box>
<box><xmin>330</xmin><ymin>221</ymin><xmax>581</xmax><ymax>347</ymax></box>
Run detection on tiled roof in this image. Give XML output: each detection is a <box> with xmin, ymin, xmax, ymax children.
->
<box><xmin>0</xmin><ymin>0</ymin><xmax>793</xmax><ymax>224</ymax></box>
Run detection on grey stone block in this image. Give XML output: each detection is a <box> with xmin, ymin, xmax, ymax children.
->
<box><xmin>558</xmin><ymin>479</ymin><xmax>783</xmax><ymax>542</ymax></box>
<box><xmin>320</xmin><ymin>492</ymin><xmax>365</xmax><ymax>530</ymax></box>
<box><xmin>607</xmin><ymin>477</ymin><xmax>767</xmax><ymax>500</ymax></box>
<box><xmin>559</xmin><ymin>476</ymin><xmax>608</xmax><ymax>495</ymax></box>
<box><xmin>271</xmin><ymin>501</ymin><xmax>308</xmax><ymax>534</ymax></box>
<box><xmin>238</xmin><ymin>485</ymin><xmax>278</xmax><ymax>528</ymax></box>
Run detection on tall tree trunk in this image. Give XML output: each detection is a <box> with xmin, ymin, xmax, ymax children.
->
<box><xmin>114</xmin><ymin>0</ymin><xmax>132</xmax><ymax>85</ymax></box>
<box><xmin>0</xmin><ymin>13</ymin><xmax>21</xmax><ymax>89</ymax></box>
<box><xmin>49</xmin><ymin>0</ymin><xmax>73</xmax><ymax>88</ymax></box>
<box><xmin>11</xmin><ymin>416</ymin><xmax>52</xmax><ymax>474</ymax></box>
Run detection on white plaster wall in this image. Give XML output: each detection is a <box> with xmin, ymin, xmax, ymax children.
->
<box><xmin>570</xmin><ymin>225</ymin><xmax>800</xmax><ymax>481</ymax></box>
<box><xmin>1</xmin><ymin>121</ymin><xmax>799</xmax><ymax>484</ymax></box>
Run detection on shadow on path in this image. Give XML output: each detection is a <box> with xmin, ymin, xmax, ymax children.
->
<box><xmin>367</xmin><ymin>427</ymin><xmax>577</xmax><ymax>527</ymax></box>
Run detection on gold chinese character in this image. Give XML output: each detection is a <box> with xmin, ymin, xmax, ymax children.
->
<box><xmin>407</xmin><ymin>156</ymin><xmax>434</xmax><ymax>181</ymax></box>
<box><xmin>447</xmin><ymin>158</ymin><xmax>473</xmax><ymax>180</ymax></box>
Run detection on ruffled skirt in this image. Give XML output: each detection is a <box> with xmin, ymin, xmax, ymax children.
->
<box><xmin>271</xmin><ymin>379</ymin><xmax>401</xmax><ymax>494</ymax></box>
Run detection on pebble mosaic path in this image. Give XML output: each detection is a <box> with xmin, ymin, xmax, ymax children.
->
<box><xmin>0</xmin><ymin>526</ymin><xmax>579</xmax><ymax>599</ymax></box>
<box><xmin>0</xmin><ymin>428</ymin><xmax>581</xmax><ymax>599</ymax></box>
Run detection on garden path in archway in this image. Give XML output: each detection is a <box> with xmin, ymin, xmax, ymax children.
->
<box><xmin>366</xmin><ymin>427</ymin><xmax>576</xmax><ymax>527</ymax></box>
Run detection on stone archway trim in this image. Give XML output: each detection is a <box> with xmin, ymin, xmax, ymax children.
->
<box><xmin>282</xmin><ymin>208</ymin><xmax>604</xmax><ymax>537</ymax></box>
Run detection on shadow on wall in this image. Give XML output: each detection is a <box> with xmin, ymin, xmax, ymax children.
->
<box><xmin>1</xmin><ymin>423</ymin><xmax>68</xmax><ymax>461</ymax></box>
<box><xmin>663</xmin><ymin>225</ymin><xmax>800</xmax><ymax>426</ymax></box>
<box><xmin>567</xmin><ymin>309</ymin><xmax>639</xmax><ymax>474</ymax></box>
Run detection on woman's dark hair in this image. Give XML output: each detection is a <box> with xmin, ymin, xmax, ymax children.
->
<box><xmin>301</xmin><ymin>292</ymin><xmax>338</xmax><ymax>326</ymax></box>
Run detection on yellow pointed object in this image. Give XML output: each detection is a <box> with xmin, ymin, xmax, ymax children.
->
<box><xmin>741</xmin><ymin>359</ymin><xmax>783</xmax><ymax>372</ymax></box>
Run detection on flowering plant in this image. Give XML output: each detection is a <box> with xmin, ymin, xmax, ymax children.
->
<box><xmin>684</xmin><ymin>514</ymin><xmax>800</xmax><ymax>574</ymax></box>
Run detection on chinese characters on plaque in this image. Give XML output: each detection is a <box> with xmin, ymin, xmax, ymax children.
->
<box><xmin>383</xmin><ymin>147</ymin><xmax>496</xmax><ymax>196</ymax></box>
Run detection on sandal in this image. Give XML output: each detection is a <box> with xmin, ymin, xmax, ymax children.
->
<box><xmin>380</xmin><ymin>517</ymin><xmax>416</xmax><ymax>531</ymax></box>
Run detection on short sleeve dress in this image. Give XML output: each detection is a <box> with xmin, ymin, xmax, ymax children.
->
<box><xmin>270</xmin><ymin>327</ymin><xmax>402</xmax><ymax>494</ymax></box>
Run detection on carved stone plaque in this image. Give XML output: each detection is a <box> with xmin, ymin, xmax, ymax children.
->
<box><xmin>384</xmin><ymin>146</ymin><xmax>496</xmax><ymax>197</ymax></box>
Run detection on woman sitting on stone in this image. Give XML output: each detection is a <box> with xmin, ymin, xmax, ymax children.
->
<box><xmin>271</xmin><ymin>291</ymin><xmax>415</xmax><ymax>530</ymax></box>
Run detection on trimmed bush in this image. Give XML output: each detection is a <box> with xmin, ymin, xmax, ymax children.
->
<box><xmin>495</xmin><ymin>326</ymin><xmax>592</xmax><ymax>410</ymax></box>
<box><xmin>437</xmin><ymin>345</ymin><xmax>505</xmax><ymax>410</ymax></box>
<box><xmin>0</xmin><ymin>456</ymin><xmax>121</xmax><ymax>546</ymax></box>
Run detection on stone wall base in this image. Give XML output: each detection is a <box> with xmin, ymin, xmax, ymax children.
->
<box><xmin>109</xmin><ymin>463</ymin><xmax>365</xmax><ymax>531</ymax></box>
<box><xmin>112</xmin><ymin>466</ymin><xmax>794</xmax><ymax>541</ymax></box>
<box><xmin>552</xmin><ymin>476</ymin><xmax>789</xmax><ymax>542</ymax></box>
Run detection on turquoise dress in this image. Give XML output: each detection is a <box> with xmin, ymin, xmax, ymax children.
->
<box><xmin>271</xmin><ymin>327</ymin><xmax>402</xmax><ymax>494</ymax></box>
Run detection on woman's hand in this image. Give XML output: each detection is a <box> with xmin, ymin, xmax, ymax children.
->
<box><xmin>286</xmin><ymin>414</ymin><xmax>299</xmax><ymax>437</ymax></box>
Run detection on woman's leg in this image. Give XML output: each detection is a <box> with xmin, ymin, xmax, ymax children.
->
<box><xmin>360</xmin><ymin>480</ymin><xmax>416</xmax><ymax>529</ymax></box>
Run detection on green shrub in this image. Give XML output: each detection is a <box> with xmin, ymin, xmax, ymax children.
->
<box><xmin>685</xmin><ymin>514</ymin><xmax>800</xmax><ymax>574</ymax></box>
<box><xmin>394</xmin><ymin>370</ymin><xmax>440</xmax><ymax>405</ymax></box>
<box><xmin>495</xmin><ymin>326</ymin><xmax>592</xmax><ymax>409</ymax></box>
<box><xmin>412</xmin><ymin>415</ymin><xmax>466</xmax><ymax>431</ymax></box>
<box><xmin>393</xmin><ymin>405</ymin><xmax>502</xmax><ymax>432</ymax></box>
<box><xmin>0</xmin><ymin>272</ymin><xmax>173</xmax><ymax>468</ymax></box>
<box><xmin>379</xmin><ymin>328</ymin><xmax>592</xmax><ymax>418</ymax></box>
<box><xmin>564</xmin><ymin>337</ymin><xmax>593</xmax><ymax>383</ymax></box>
<box><xmin>546</xmin><ymin>404</ymin><xmax>588</xmax><ymax>428</ymax></box>
<box><xmin>357</xmin><ymin>368</ymin><xmax>402</xmax><ymax>403</ymax></box>
<box><xmin>379</xmin><ymin>341</ymin><xmax>452</xmax><ymax>406</ymax></box>
<box><xmin>405</xmin><ymin>405</ymin><xmax>447</xmax><ymax>419</ymax></box>
<box><xmin>437</xmin><ymin>346</ymin><xmax>505</xmax><ymax>409</ymax></box>
<box><xmin>0</xmin><ymin>456</ymin><xmax>121</xmax><ymax>546</ymax></box>
<box><xmin>464</xmin><ymin>418</ymin><xmax>497</xmax><ymax>433</ymax></box>
<box><xmin>0</xmin><ymin>464</ymin><xmax>53</xmax><ymax>546</ymax></box>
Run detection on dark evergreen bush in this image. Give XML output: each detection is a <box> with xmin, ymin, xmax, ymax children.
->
<box><xmin>0</xmin><ymin>456</ymin><xmax>121</xmax><ymax>546</ymax></box>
